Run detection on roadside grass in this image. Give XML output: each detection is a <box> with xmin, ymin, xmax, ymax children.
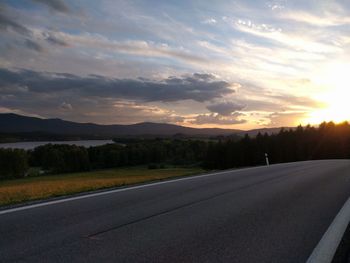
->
<box><xmin>0</xmin><ymin>167</ymin><xmax>204</xmax><ymax>206</ymax></box>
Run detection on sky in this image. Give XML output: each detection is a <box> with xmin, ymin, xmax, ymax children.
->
<box><xmin>1</xmin><ymin>0</ymin><xmax>350</xmax><ymax>129</ymax></box>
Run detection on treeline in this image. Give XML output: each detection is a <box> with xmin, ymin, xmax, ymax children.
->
<box><xmin>1</xmin><ymin>121</ymin><xmax>350</xmax><ymax>180</ymax></box>
<box><xmin>88</xmin><ymin>140</ymin><xmax>207</xmax><ymax>169</ymax></box>
<box><xmin>204</xmin><ymin>122</ymin><xmax>350</xmax><ymax>169</ymax></box>
<box><xmin>0</xmin><ymin>139</ymin><xmax>207</xmax><ymax>179</ymax></box>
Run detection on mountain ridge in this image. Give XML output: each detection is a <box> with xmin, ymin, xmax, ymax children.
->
<box><xmin>0</xmin><ymin>113</ymin><xmax>286</xmax><ymax>138</ymax></box>
<box><xmin>0</xmin><ymin>113</ymin><xmax>241</xmax><ymax>137</ymax></box>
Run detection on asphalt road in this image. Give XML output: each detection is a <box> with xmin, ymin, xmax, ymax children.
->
<box><xmin>1</xmin><ymin>160</ymin><xmax>350</xmax><ymax>263</ymax></box>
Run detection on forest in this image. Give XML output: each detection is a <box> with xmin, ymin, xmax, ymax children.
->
<box><xmin>1</xmin><ymin>121</ymin><xmax>350</xmax><ymax>179</ymax></box>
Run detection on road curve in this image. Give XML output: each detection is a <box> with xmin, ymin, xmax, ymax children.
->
<box><xmin>1</xmin><ymin>160</ymin><xmax>350</xmax><ymax>263</ymax></box>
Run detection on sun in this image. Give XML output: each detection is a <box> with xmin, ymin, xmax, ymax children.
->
<box><xmin>306</xmin><ymin>63</ymin><xmax>350</xmax><ymax>124</ymax></box>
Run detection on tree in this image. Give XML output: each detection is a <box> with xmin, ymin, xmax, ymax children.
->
<box><xmin>0</xmin><ymin>149</ymin><xmax>28</xmax><ymax>179</ymax></box>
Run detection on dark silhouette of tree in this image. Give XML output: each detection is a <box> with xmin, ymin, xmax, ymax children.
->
<box><xmin>204</xmin><ymin>121</ymin><xmax>350</xmax><ymax>169</ymax></box>
<box><xmin>0</xmin><ymin>149</ymin><xmax>28</xmax><ymax>179</ymax></box>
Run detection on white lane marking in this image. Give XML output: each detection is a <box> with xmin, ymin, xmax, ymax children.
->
<box><xmin>307</xmin><ymin>197</ymin><xmax>350</xmax><ymax>263</ymax></box>
<box><xmin>0</xmin><ymin>165</ymin><xmax>269</xmax><ymax>216</ymax></box>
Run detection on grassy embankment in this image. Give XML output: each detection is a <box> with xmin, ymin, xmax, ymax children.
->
<box><xmin>0</xmin><ymin>167</ymin><xmax>204</xmax><ymax>206</ymax></box>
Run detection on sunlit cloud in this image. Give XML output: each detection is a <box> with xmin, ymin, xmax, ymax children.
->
<box><xmin>230</xmin><ymin>17</ymin><xmax>340</xmax><ymax>53</ymax></box>
<box><xmin>190</xmin><ymin>113</ymin><xmax>247</xmax><ymax>125</ymax></box>
<box><xmin>207</xmin><ymin>101</ymin><xmax>245</xmax><ymax>116</ymax></box>
<box><xmin>282</xmin><ymin>11</ymin><xmax>350</xmax><ymax>26</ymax></box>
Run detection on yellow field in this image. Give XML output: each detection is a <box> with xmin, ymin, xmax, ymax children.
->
<box><xmin>0</xmin><ymin>167</ymin><xmax>204</xmax><ymax>206</ymax></box>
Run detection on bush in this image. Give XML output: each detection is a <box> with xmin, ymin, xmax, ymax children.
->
<box><xmin>31</xmin><ymin>144</ymin><xmax>90</xmax><ymax>174</ymax></box>
<box><xmin>0</xmin><ymin>148</ymin><xmax>28</xmax><ymax>179</ymax></box>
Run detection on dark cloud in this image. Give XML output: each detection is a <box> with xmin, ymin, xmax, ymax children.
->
<box><xmin>0</xmin><ymin>68</ymin><xmax>234</xmax><ymax>102</ymax></box>
<box><xmin>24</xmin><ymin>39</ymin><xmax>44</xmax><ymax>52</ymax></box>
<box><xmin>192</xmin><ymin>73</ymin><xmax>216</xmax><ymax>81</ymax></box>
<box><xmin>43</xmin><ymin>32</ymin><xmax>69</xmax><ymax>46</ymax></box>
<box><xmin>31</xmin><ymin>0</ymin><xmax>70</xmax><ymax>13</ymax></box>
<box><xmin>207</xmin><ymin>101</ymin><xmax>245</xmax><ymax>116</ymax></box>
<box><xmin>0</xmin><ymin>4</ymin><xmax>69</xmax><ymax>53</ymax></box>
<box><xmin>0</xmin><ymin>12</ymin><xmax>31</xmax><ymax>36</ymax></box>
<box><xmin>0</xmin><ymin>68</ymin><xmax>237</xmax><ymax>124</ymax></box>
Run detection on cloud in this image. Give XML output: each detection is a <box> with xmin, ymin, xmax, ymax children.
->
<box><xmin>0</xmin><ymin>68</ymin><xmax>252</xmax><ymax>126</ymax></box>
<box><xmin>0</xmin><ymin>68</ymin><xmax>238</xmax><ymax>125</ymax></box>
<box><xmin>58</xmin><ymin>33</ymin><xmax>208</xmax><ymax>65</ymax></box>
<box><xmin>1</xmin><ymin>26</ymin><xmax>211</xmax><ymax>73</ymax></box>
<box><xmin>267</xmin><ymin>111</ymin><xmax>308</xmax><ymax>127</ymax></box>
<box><xmin>160</xmin><ymin>115</ymin><xmax>186</xmax><ymax>124</ymax></box>
<box><xmin>207</xmin><ymin>101</ymin><xmax>245</xmax><ymax>116</ymax></box>
<box><xmin>0</xmin><ymin>68</ymin><xmax>234</xmax><ymax>103</ymax></box>
<box><xmin>0</xmin><ymin>11</ymin><xmax>31</xmax><ymax>36</ymax></box>
<box><xmin>239</xmin><ymin>98</ymin><xmax>282</xmax><ymax>112</ymax></box>
<box><xmin>191</xmin><ymin>112</ymin><xmax>246</xmax><ymax>125</ymax></box>
<box><xmin>59</xmin><ymin>101</ymin><xmax>72</xmax><ymax>110</ymax></box>
<box><xmin>230</xmin><ymin>17</ymin><xmax>340</xmax><ymax>54</ymax></box>
<box><xmin>24</xmin><ymin>39</ymin><xmax>44</xmax><ymax>52</ymax></box>
<box><xmin>110</xmin><ymin>101</ymin><xmax>188</xmax><ymax>124</ymax></box>
<box><xmin>0</xmin><ymin>76</ymin><xmax>189</xmax><ymax>124</ymax></box>
<box><xmin>267</xmin><ymin>1</ymin><xmax>285</xmax><ymax>11</ymax></box>
<box><xmin>202</xmin><ymin>18</ymin><xmax>217</xmax><ymax>25</ymax></box>
<box><xmin>0</xmin><ymin>6</ymin><xmax>66</xmax><ymax>53</ymax></box>
<box><xmin>282</xmin><ymin>10</ymin><xmax>350</xmax><ymax>27</ymax></box>
<box><xmin>270</xmin><ymin>94</ymin><xmax>326</xmax><ymax>109</ymax></box>
<box><xmin>43</xmin><ymin>32</ymin><xmax>69</xmax><ymax>46</ymax></box>
<box><xmin>31</xmin><ymin>0</ymin><xmax>70</xmax><ymax>13</ymax></box>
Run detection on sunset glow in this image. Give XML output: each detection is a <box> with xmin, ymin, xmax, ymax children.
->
<box><xmin>306</xmin><ymin>63</ymin><xmax>350</xmax><ymax>124</ymax></box>
<box><xmin>1</xmin><ymin>1</ymin><xmax>350</xmax><ymax>128</ymax></box>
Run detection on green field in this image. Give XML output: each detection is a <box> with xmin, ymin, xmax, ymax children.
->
<box><xmin>0</xmin><ymin>167</ymin><xmax>204</xmax><ymax>206</ymax></box>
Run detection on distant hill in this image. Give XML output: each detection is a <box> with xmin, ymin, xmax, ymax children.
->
<box><xmin>0</xmin><ymin>113</ymin><xmax>243</xmax><ymax>137</ymax></box>
<box><xmin>0</xmin><ymin>113</ymin><xmax>289</xmax><ymax>141</ymax></box>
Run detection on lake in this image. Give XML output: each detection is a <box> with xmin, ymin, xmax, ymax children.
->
<box><xmin>0</xmin><ymin>140</ymin><xmax>114</xmax><ymax>150</ymax></box>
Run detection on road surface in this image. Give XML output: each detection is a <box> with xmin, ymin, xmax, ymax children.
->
<box><xmin>1</xmin><ymin>160</ymin><xmax>350</xmax><ymax>263</ymax></box>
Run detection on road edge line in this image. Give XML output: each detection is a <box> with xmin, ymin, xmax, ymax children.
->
<box><xmin>307</xmin><ymin>197</ymin><xmax>350</xmax><ymax>263</ymax></box>
<box><xmin>0</xmin><ymin>160</ymin><xmax>330</xmax><ymax>216</ymax></box>
<box><xmin>0</xmin><ymin>165</ymin><xmax>270</xmax><ymax>215</ymax></box>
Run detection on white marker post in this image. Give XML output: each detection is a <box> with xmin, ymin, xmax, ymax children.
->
<box><xmin>265</xmin><ymin>153</ymin><xmax>269</xmax><ymax>166</ymax></box>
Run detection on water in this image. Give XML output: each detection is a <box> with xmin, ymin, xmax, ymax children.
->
<box><xmin>0</xmin><ymin>140</ymin><xmax>114</xmax><ymax>150</ymax></box>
